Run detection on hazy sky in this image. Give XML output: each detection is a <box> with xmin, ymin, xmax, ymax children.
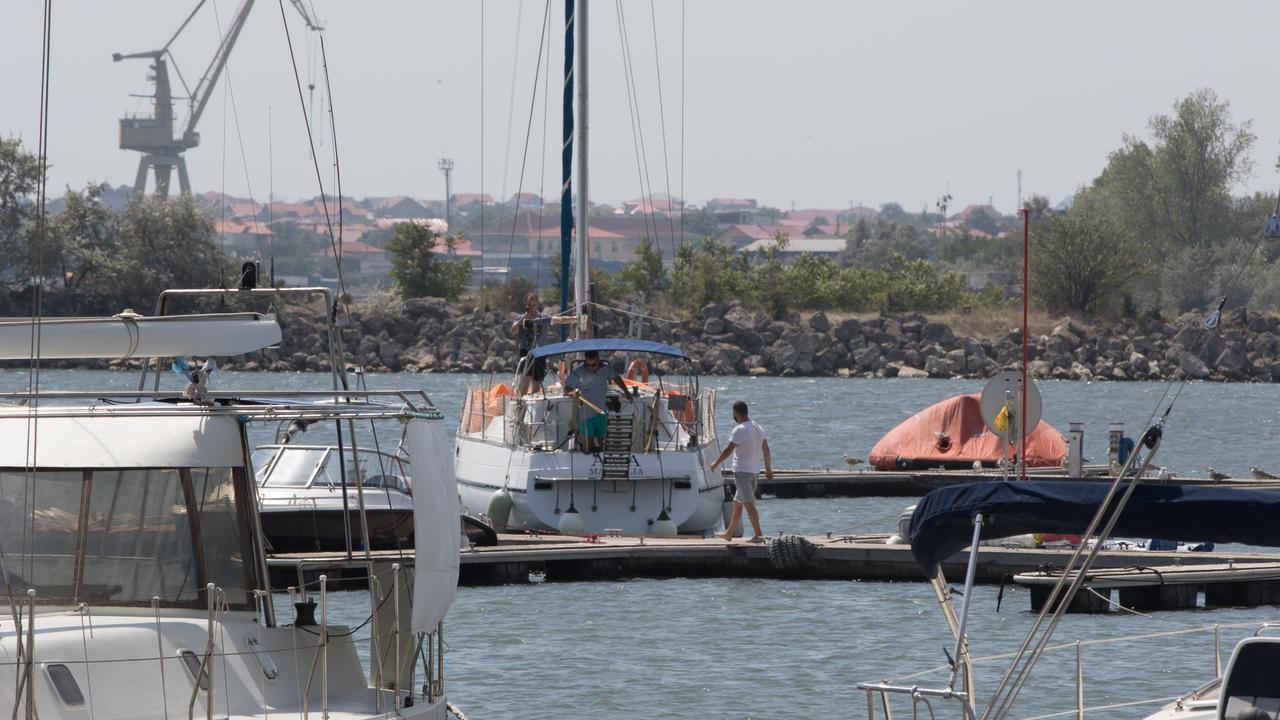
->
<box><xmin>4</xmin><ymin>1</ymin><xmax>1280</xmax><ymax>215</ymax></box>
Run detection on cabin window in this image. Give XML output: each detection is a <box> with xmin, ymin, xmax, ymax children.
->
<box><xmin>0</xmin><ymin>471</ymin><xmax>84</xmax><ymax>599</ymax></box>
<box><xmin>45</xmin><ymin>664</ymin><xmax>85</xmax><ymax>706</ymax></box>
<box><xmin>181</xmin><ymin>650</ymin><xmax>211</xmax><ymax>691</ymax></box>
<box><xmin>0</xmin><ymin>467</ymin><xmax>255</xmax><ymax>609</ymax></box>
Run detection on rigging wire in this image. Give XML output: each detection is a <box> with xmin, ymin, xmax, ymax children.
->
<box><xmin>504</xmin><ymin>0</ymin><xmax>554</xmax><ymax>277</ymax></box>
<box><xmin>613</xmin><ymin>0</ymin><xmax>658</xmax><ymax>247</ymax></box>
<box><xmin>617</xmin><ymin>0</ymin><xmax>667</xmax><ymax>251</ymax></box>
<box><xmin>499</xmin><ymin>0</ymin><xmax>526</xmax><ymax>222</ymax></box>
<box><xmin>479</xmin><ymin>0</ymin><xmax>487</xmax><ymax>304</ymax></box>
<box><xmin>647</xmin><ymin>0</ymin><xmax>678</xmax><ymax>257</ymax></box>
<box><xmin>535</xmin><ymin>1</ymin><xmax>553</xmax><ymax>291</ymax></box>
<box><xmin>680</xmin><ymin>0</ymin><xmax>686</xmax><ymax>246</ymax></box>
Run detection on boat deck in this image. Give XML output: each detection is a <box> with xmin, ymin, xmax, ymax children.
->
<box><xmin>1013</xmin><ymin>561</ymin><xmax>1280</xmax><ymax>613</ymax></box>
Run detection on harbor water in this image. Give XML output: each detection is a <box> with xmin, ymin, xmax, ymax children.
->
<box><xmin>7</xmin><ymin>369</ymin><xmax>1280</xmax><ymax>719</ymax></box>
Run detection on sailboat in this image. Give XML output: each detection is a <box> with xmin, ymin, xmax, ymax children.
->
<box><xmin>454</xmin><ymin>1</ymin><xmax>725</xmax><ymax>536</ymax></box>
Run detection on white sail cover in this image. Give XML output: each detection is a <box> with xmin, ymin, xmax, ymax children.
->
<box><xmin>0</xmin><ymin>411</ymin><xmax>245</xmax><ymax>468</ymax></box>
<box><xmin>405</xmin><ymin>417</ymin><xmax>460</xmax><ymax>633</ymax></box>
<box><xmin>0</xmin><ymin>312</ymin><xmax>281</xmax><ymax>360</ymax></box>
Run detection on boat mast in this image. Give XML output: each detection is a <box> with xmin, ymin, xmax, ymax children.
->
<box><xmin>574</xmin><ymin>0</ymin><xmax>590</xmax><ymax>338</ymax></box>
<box><xmin>558</xmin><ymin>0</ymin><xmax>575</xmax><ymax>340</ymax></box>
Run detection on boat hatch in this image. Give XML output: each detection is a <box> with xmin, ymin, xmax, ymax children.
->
<box><xmin>45</xmin><ymin>664</ymin><xmax>85</xmax><ymax>706</ymax></box>
<box><xmin>1221</xmin><ymin>638</ymin><xmax>1280</xmax><ymax>719</ymax></box>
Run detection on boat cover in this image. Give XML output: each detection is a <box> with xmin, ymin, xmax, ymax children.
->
<box><xmin>531</xmin><ymin>337</ymin><xmax>688</xmax><ymax>360</ymax></box>
<box><xmin>909</xmin><ymin>481</ymin><xmax>1280</xmax><ymax>575</ymax></box>
<box><xmin>869</xmin><ymin>394</ymin><xmax>1067</xmax><ymax>470</ymax></box>
<box><xmin>0</xmin><ymin>312</ymin><xmax>281</xmax><ymax>360</ymax></box>
<box><xmin>406</xmin><ymin>417</ymin><xmax>461</xmax><ymax>633</ymax></box>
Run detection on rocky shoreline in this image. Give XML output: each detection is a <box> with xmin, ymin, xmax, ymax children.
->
<box><xmin>17</xmin><ymin>298</ymin><xmax>1279</xmax><ymax>383</ymax></box>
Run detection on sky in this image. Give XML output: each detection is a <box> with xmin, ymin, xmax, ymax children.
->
<box><xmin>4</xmin><ymin>0</ymin><xmax>1280</xmax><ymax>216</ymax></box>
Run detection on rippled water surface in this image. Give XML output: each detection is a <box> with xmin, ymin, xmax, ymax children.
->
<box><xmin>8</xmin><ymin>369</ymin><xmax>1280</xmax><ymax>719</ymax></box>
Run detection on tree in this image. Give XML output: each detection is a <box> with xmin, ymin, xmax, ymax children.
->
<box><xmin>0</xmin><ymin>138</ymin><xmax>43</xmax><ymax>282</ymax></box>
<box><xmin>387</xmin><ymin>223</ymin><xmax>471</xmax><ymax>300</ymax></box>
<box><xmin>107</xmin><ymin>194</ymin><xmax>231</xmax><ymax>311</ymax></box>
<box><xmin>1031</xmin><ymin>211</ymin><xmax>1139</xmax><ymax>314</ymax></box>
<box><xmin>963</xmin><ymin>207</ymin><xmax>1000</xmax><ymax>236</ymax></box>
<box><xmin>616</xmin><ymin>237</ymin><xmax>666</xmax><ymax>298</ymax></box>
<box><xmin>878</xmin><ymin>202</ymin><xmax>906</xmax><ymax>223</ymax></box>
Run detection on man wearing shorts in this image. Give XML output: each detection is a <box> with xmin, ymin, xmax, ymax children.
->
<box><xmin>511</xmin><ymin>293</ymin><xmax>552</xmax><ymax>395</ymax></box>
<box><xmin>564</xmin><ymin>350</ymin><xmax>634</xmax><ymax>453</ymax></box>
<box><xmin>709</xmin><ymin>400</ymin><xmax>772</xmax><ymax>542</ymax></box>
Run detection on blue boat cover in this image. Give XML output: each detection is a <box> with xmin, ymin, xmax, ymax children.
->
<box><xmin>909</xmin><ymin>481</ymin><xmax>1280</xmax><ymax>575</ymax></box>
<box><xmin>531</xmin><ymin>338</ymin><xmax>689</xmax><ymax>360</ymax></box>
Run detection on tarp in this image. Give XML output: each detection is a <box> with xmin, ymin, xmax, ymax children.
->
<box><xmin>531</xmin><ymin>337</ymin><xmax>688</xmax><ymax>360</ymax></box>
<box><xmin>909</xmin><ymin>481</ymin><xmax>1280</xmax><ymax>575</ymax></box>
<box><xmin>406</xmin><ymin>417</ymin><xmax>460</xmax><ymax>633</ymax></box>
<box><xmin>869</xmin><ymin>394</ymin><xmax>1067</xmax><ymax>470</ymax></box>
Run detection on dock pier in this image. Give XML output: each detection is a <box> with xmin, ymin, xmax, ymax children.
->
<box><xmin>266</xmin><ymin>534</ymin><xmax>1280</xmax><ymax>605</ymax></box>
<box><xmin>1014</xmin><ymin>561</ymin><xmax>1280</xmax><ymax>613</ymax></box>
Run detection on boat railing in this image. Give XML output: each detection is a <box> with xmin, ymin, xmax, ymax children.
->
<box><xmin>859</xmin><ymin>618</ymin><xmax>1272</xmax><ymax>719</ymax></box>
<box><xmin>0</xmin><ymin>388</ymin><xmax>442</xmax><ymax>422</ymax></box>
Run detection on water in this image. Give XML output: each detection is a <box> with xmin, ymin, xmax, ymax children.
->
<box><xmin>7</xmin><ymin>368</ymin><xmax>1280</xmax><ymax>719</ymax></box>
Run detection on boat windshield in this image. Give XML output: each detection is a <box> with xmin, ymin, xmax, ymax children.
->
<box><xmin>257</xmin><ymin>445</ymin><xmax>409</xmax><ymax>492</ymax></box>
<box><xmin>0</xmin><ymin>467</ymin><xmax>256</xmax><ymax>608</ymax></box>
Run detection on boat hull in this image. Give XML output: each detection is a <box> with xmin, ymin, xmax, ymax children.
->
<box><xmin>455</xmin><ymin>436</ymin><xmax>725</xmax><ymax>535</ymax></box>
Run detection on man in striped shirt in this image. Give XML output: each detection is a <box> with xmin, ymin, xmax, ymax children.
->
<box><xmin>564</xmin><ymin>350</ymin><xmax>635</xmax><ymax>452</ymax></box>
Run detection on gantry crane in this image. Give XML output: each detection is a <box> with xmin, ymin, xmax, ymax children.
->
<box><xmin>114</xmin><ymin>0</ymin><xmax>322</xmax><ymax>199</ymax></box>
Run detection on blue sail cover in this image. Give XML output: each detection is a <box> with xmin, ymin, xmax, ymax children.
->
<box><xmin>531</xmin><ymin>338</ymin><xmax>689</xmax><ymax>360</ymax></box>
<box><xmin>909</xmin><ymin>481</ymin><xmax>1280</xmax><ymax>575</ymax></box>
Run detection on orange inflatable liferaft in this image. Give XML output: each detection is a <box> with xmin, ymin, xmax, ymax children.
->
<box><xmin>868</xmin><ymin>394</ymin><xmax>1067</xmax><ymax>471</ymax></box>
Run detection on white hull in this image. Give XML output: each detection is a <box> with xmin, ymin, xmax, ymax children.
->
<box><xmin>456</xmin><ymin>435</ymin><xmax>724</xmax><ymax>535</ymax></box>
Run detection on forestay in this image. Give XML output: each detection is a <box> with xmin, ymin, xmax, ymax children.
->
<box><xmin>909</xmin><ymin>481</ymin><xmax>1280</xmax><ymax>575</ymax></box>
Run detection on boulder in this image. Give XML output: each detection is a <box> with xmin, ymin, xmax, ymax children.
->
<box><xmin>703</xmin><ymin>317</ymin><xmax>725</xmax><ymax>335</ymax></box>
<box><xmin>895</xmin><ymin>363</ymin><xmax>929</xmax><ymax>379</ymax></box>
<box><xmin>924</xmin><ymin>355</ymin><xmax>952</xmax><ymax>378</ymax></box>
<box><xmin>700</xmin><ymin>302</ymin><xmax>730</xmax><ymax>320</ymax></box>
<box><xmin>854</xmin><ymin>345</ymin><xmax>881</xmax><ymax>370</ymax></box>
<box><xmin>833</xmin><ymin>318</ymin><xmax>863</xmax><ymax>343</ymax></box>
<box><xmin>1179</xmin><ymin>351</ymin><xmax>1211</xmax><ymax>380</ymax></box>
<box><xmin>920</xmin><ymin>322</ymin><xmax>955</xmax><ymax>345</ymax></box>
<box><xmin>808</xmin><ymin>311</ymin><xmax>831</xmax><ymax>334</ymax></box>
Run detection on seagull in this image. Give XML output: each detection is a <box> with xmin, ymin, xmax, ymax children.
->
<box><xmin>1251</xmin><ymin>466</ymin><xmax>1280</xmax><ymax>480</ymax></box>
<box><xmin>1207</xmin><ymin>467</ymin><xmax>1230</xmax><ymax>482</ymax></box>
<box><xmin>841</xmin><ymin>454</ymin><xmax>864</xmax><ymax>467</ymax></box>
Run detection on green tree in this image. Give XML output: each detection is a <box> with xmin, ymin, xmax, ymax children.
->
<box><xmin>0</xmin><ymin>138</ymin><xmax>44</xmax><ymax>283</ymax></box>
<box><xmin>616</xmin><ymin>237</ymin><xmax>667</xmax><ymax>297</ymax></box>
<box><xmin>387</xmin><ymin>223</ymin><xmax>471</xmax><ymax>300</ymax></box>
<box><xmin>963</xmin><ymin>207</ymin><xmax>1000</xmax><ymax>236</ymax></box>
<box><xmin>1031</xmin><ymin>211</ymin><xmax>1139</xmax><ymax>314</ymax></box>
<box><xmin>107</xmin><ymin>195</ymin><xmax>231</xmax><ymax>312</ymax></box>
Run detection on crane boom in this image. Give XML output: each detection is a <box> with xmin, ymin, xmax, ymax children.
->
<box><xmin>184</xmin><ymin>0</ymin><xmax>255</xmax><ymax>143</ymax></box>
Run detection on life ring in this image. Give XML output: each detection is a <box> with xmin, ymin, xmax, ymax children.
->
<box><xmin>625</xmin><ymin>358</ymin><xmax>650</xmax><ymax>384</ymax></box>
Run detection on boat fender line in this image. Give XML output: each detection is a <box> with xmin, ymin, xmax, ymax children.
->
<box><xmin>767</xmin><ymin>535</ymin><xmax>816</xmax><ymax>571</ymax></box>
<box><xmin>447</xmin><ymin>701</ymin><xmax>470</xmax><ymax>720</ymax></box>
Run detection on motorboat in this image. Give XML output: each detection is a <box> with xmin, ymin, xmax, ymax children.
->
<box><xmin>253</xmin><ymin>442</ymin><xmax>416</xmax><ymax>553</ymax></box>
<box><xmin>0</xmin><ymin>286</ymin><xmax>461</xmax><ymax>719</ymax></box>
<box><xmin>455</xmin><ymin>338</ymin><xmax>725</xmax><ymax>536</ymax></box>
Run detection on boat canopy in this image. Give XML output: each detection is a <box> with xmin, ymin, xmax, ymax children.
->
<box><xmin>0</xmin><ymin>408</ymin><xmax>245</xmax><ymax>468</ymax></box>
<box><xmin>909</xmin><ymin>481</ymin><xmax>1280</xmax><ymax>575</ymax></box>
<box><xmin>0</xmin><ymin>312</ymin><xmax>281</xmax><ymax>360</ymax></box>
<box><xmin>869</xmin><ymin>394</ymin><xmax>1067</xmax><ymax>471</ymax></box>
<box><xmin>531</xmin><ymin>337</ymin><xmax>689</xmax><ymax>360</ymax></box>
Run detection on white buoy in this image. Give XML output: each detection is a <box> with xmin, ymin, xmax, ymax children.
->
<box><xmin>486</xmin><ymin>489</ymin><xmax>513</xmax><ymax>530</ymax></box>
<box><xmin>650</xmin><ymin>510</ymin><xmax>678</xmax><ymax>537</ymax></box>
<box><xmin>557</xmin><ymin>505</ymin><xmax>585</xmax><ymax>535</ymax></box>
<box><xmin>885</xmin><ymin>534</ymin><xmax>904</xmax><ymax>545</ymax></box>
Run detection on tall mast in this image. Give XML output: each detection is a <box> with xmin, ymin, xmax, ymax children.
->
<box><xmin>558</xmin><ymin>0</ymin><xmax>575</xmax><ymax>340</ymax></box>
<box><xmin>574</xmin><ymin>0</ymin><xmax>590</xmax><ymax>337</ymax></box>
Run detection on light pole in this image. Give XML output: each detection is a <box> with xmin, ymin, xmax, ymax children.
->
<box><xmin>438</xmin><ymin>155</ymin><xmax>455</xmax><ymax>230</ymax></box>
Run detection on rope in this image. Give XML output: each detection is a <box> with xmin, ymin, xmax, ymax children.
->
<box><xmin>505</xmin><ymin>0</ymin><xmax>554</xmax><ymax>276</ymax></box>
<box><xmin>535</xmin><ymin>3</ymin><xmax>552</xmax><ymax>290</ymax></box>
<box><xmin>1085</xmin><ymin>586</ymin><xmax>1151</xmax><ymax>618</ymax></box>
<box><xmin>498</xmin><ymin>0</ymin><xmax>526</xmax><ymax>220</ymax></box>
<box><xmin>584</xmin><ymin>299</ymin><xmax>680</xmax><ymax>324</ymax></box>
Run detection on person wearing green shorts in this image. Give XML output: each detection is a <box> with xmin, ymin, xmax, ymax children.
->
<box><xmin>564</xmin><ymin>349</ymin><xmax>635</xmax><ymax>452</ymax></box>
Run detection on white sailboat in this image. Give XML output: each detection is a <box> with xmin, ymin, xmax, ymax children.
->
<box><xmin>454</xmin><ymin>0</ymin><xmax>725</xmax><ymax>536</ymax></box>
<box><xmin>0</xmin><ymin>288</ymin><xmax>461</xmax><ymax>719</ymax></box>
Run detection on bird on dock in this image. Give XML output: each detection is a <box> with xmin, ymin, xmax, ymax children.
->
<box><xmin>841</xmin><ymin>454</ymin><xmax>864</xmax><ymax>467</ymax></box>
<box><xmin>1251</xmin><ymin>466</ymin><xmax>1280</xmax><ymax>480</ymax></box>
<box><xmin>1207</xmin><ymin>467</ymin><xmax>1230</xmax><ymax>482</ymax></box>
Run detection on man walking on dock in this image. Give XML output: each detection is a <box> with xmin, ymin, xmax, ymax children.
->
<box><xmin>710</xmin><ymin>400</ymin><xmax>772</xmax><ymax>543</ymax></box>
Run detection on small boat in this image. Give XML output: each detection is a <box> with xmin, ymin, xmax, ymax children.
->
<box><xmin>253</xmin><ymin>442</ymin><xmax>416</xmax><ymax>553</ymax></box>
<box><xmin>869</xmin><ymin>393</ymin><xmax>1067</xmax><ymax>470</ymax></box>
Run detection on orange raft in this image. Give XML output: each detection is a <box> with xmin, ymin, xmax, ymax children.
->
<box><xmin>869</xmin><ymin>393</ymin><xmax>1067</xmax><ymax>471</ymax></box>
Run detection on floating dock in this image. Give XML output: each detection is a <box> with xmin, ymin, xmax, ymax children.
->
<box><xmin>759</xmin><ymin>468</ymin><xmax>1280</xmax><ymax>498</ymax></box>
<box><xmin>265</xmin><ymin>534</ymin><xmax>1280</xmax><ymax>593</ymax></box>
<box><xmin>1013</xmin><ymin>561</ymin><xmax>1280</xmax><ymax>613</ymax></box>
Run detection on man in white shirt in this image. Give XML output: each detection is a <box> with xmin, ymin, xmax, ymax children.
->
<box><xmin>709</xmin><ymin>400</ymin><xmax>772</xmax><ymax>543</ymax></box>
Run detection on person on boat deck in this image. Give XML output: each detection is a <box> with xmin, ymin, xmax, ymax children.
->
<box><xmin>564</xmin><ymin>349</ymin><xmax>635</xmax><ymax>453</ymax></box>
<box><xmin>511</xmin><ymin>293</ymin><xmax>553</xmax><ymax>395</ymax></box>
<box><xmin>709</xmin><ymin>400</ymin><xmax>772</xmax><ymax>543</ymax></box>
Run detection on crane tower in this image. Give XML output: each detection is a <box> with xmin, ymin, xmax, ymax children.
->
<box><xmin>114</xmin><ymin>0</ymin><xmax>322</xmax><ymax>199</ymax></box>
